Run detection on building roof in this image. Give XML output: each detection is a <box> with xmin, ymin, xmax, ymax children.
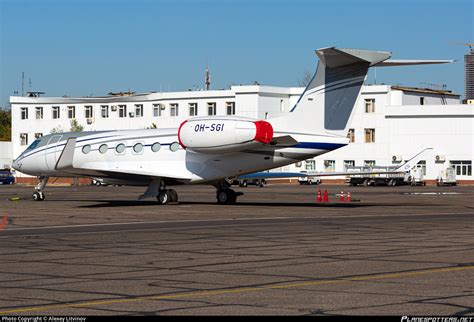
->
<box><xmin>391</xmin><ymin>85</ymin><xmax>460</xmax><ymax>97</ymax></box>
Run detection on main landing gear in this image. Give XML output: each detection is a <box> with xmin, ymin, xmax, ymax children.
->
<box><xmin>214</xmin><ymin>180</ymin><xmax>243</xmax><ymax>205</ymax></box>
<box><xmin>157</xmin><ymin>189</ymin><xmax>178</xmax><ymax>205</ymax></box>
<box><xmin>32</xmin><ymin>176</ymin><xmax>49</xmax><ymax>201</ymax></box>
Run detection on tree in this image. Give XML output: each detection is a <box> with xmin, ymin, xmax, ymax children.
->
<box><xmin>0</xmin><ymin>109</ymin><xmax>11</xmax><ymax>141</ymax></box>
<box><xmin>298</xmin><ymin>69</ymin><xmax>313</xmax><ymax>87</ymax></box>
<box><xmin>70</xmin><ymin>119</ymin><xmax>84</xmax><ymax>132</ymax></box>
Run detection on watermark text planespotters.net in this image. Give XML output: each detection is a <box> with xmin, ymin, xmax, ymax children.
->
<box><xmin>402</xmin><ymin>317</ymin><xmax>474</xmax><ymax>322</ymax></box>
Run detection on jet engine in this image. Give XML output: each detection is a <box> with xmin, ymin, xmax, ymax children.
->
<box><xmin>178</xmin><ymin>117</ymin><xmax>273</xmax><ymax>154</ymax></box>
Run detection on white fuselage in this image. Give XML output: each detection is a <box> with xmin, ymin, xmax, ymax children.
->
<box><xmin>13</xmin><ymin>124</ymin><xmax>347</xmax><ymax>186</ymax></box>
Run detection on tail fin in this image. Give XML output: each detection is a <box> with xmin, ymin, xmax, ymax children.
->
<box><xmin>271</xmin><ymin>46</ymin><xmax>453</xmax><ymax>137</ymax></box>
<box><xmin>278</xmin><ymin>47</ymin><xmax>391</xmax><ymax>136</ymax></box>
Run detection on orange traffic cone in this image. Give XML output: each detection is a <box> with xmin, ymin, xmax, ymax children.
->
<box><xmin>317</xmin><ymin>190</ymin><xmax>322</xmax><ymax>202</ymax></box>
<box><xmin>347</xmin><ymin>192</ymin><xmax>351</xmax><ymax>202</ymax></box>
<box><xmin>323</xmin><ymin>190</ymin><xmax>329</xmax><ymax>202</ymax></box>
<box><xmin>340</xmin><ymin>190</ymin><xmax>345</xmax><ymax>202</ymax></box>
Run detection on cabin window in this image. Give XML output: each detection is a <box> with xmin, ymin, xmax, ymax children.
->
<box><xmin>115</xmin><ymin>143</ymin><xmax>126</xmax><ymax>154</ymax></box>
<box><xmin>99</xmin><ymin>144</ymin><xmax>108</xmax><ymax>154</ymax></box>
<box><xmin>82</xmin><ymin>145</ymin><xmax>91</xmax><ymax>154</ymax></box>
<box><xmin>170</xmin><ymin>142</ymin><xmax>179</xmax><ymax>152</ymax></box>
<box><xmin>133</xmin><ymin>143</ymin><xmax>143</xmax><ymax>153</ymax></box>
<box><xmin>151</xmin><ymin>142</ymin><xmax>161</xmax><ymax>152</ymax></box>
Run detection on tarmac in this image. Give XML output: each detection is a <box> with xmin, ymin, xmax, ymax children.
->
<box><xmin>0</xmin><ymin>183</ymin><xmax>473</xmax><ymax>316</ymax></box>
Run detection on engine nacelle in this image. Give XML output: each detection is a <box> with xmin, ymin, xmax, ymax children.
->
<box><xmin>178</xmin><ymin>117</ymin><xmax>274</xmax><ymax>154</ymax></box>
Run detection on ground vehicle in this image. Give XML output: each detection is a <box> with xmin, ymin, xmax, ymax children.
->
<box><xmin>232</xmin><ymin>179</ymin><xmax>266</xmax><ymax>187</ymax></box>
<box><xmin>437</xmin><ymin>168</ymin><xmax>457</xmax><ymax>186</ymax></box>
<box><xmin>0</xmin><ymin>169</ymin><xmax>15</xmax><ymax>185</ymax></box>
<box><xmin>298</xmin><ymin>171</ymin><xmax>321</xmax><ymax>185</ymax></box>
<box><xmin>345</xmin><ymin>166</ymin><xmax>406</xmax><ymax>186</ymax></box>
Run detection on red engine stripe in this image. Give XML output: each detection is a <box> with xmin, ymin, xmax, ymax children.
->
<box><xmin>177</xmin><ymin>120</ymin><xmax>187</xmax><ymax>149</ymax></box>
<box><xmin>253</xmin><ymin>120</ymin><xmax>274</xmax><ymax>144</ymax></box>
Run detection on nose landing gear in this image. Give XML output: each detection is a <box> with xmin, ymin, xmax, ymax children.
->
<box><xmin>32</xmin><ymin>176</ymin><xmax>49</xmax><ymax>201</ymax></box>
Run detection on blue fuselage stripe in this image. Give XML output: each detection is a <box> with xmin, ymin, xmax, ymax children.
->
<box><xmin>294</xmin><ymin>142</ymin><xmax>346</xmax><ymax>150</ymax></box>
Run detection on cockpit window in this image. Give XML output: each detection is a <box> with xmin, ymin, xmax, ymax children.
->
<box><xmin>26</xmin><ymin>139</ymin><xmax>40</xmax><ymax>151</ymax></box>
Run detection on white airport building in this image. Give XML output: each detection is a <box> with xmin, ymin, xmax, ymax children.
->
<box><xmin>8</xmin><ymin>84</ymin><xmax>474</xmax><ymax>184</ymax></box>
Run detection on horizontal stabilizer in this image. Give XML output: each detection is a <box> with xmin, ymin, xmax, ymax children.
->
<box><xmin>316</xmin><ymin>47</ymin><xmax>391</xmax><ymax>68</ymax></box>
<box><xmin>374</xmin><ymin>59</ymin><xmax>454</xmax><ymax>67</ymax></box>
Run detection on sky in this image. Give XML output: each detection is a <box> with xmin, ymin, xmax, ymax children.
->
<box><xmin>0</xmin><ymin>0</ymin><xmax>472</xmax><ymax>106</ymax></box>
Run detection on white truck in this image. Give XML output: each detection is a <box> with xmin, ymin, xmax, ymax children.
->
<box><xmin>437</xmin><ymin>168</ymin><xmax>457</xmax><ymax>186</ymax></box>
<box><xmin>298</xmin><ymin>171</ymin><xmax>321</xmax><ymax>185</ymax></box>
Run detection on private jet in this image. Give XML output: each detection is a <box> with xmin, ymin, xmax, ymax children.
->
<box><xmin>12</xmin><ymin>47</ymin><xmax>450</xmax><ymax>204</ymax></box>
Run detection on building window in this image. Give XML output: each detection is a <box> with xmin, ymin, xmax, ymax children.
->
<box><xmin>35</xmin><ymin>133</ymin><xmax>43</xmax><ymax>139</ymax></box>
<box><xmin>364</xmin><ymin>160</ymin><xmax>376</xmax><ymax>167</ymax></box>
<box><xmin>364</xmin><ymin>128</ymin><xmax>375</xmax><ymax>143</ymax></box>
<box><xmin>52</xmin><ymin>106</ymin><xmax>60</xmax><ymax>119</ymax></box>
<box><xmin>20</xmin><ymin>133</ymin><xmax>28</xmax><ymax>146</ymax></box>
<box><xmin>153</xmin><ymin>104</ymin><xmax>163</xmax><ymax>117</ymax></box>
<box><xmin>135</xmin><ymin>104</ymin><xmax>143</xmax><ymax>117</ymax></box>
<box><xmin>35</xmin><ymin>107</ymin><xmax>43</xmax><ymax>119</ymax></box>
<box><xmin>420</xmin><ymin>97</ymin><xmax>425</xmax><ymax>105</ymax></box>
<box><xmin>324</xmin><ymin>160</ymin><xmax>335</xmax><ymax>172</ymax></box>
<box><xmin>118</xmin><ymin>105</ymin><xmax>127</xmax><ymax>118</ymax></box>
<box><xmin>170</xmin><ymin>103</ymin><xmax>179</xmax><ymax>117</ymax></box>
<box><xmin>226</xmin><ymin>102</ymin><xmax>235</xmax><ymax>115</ymax></box>
<box><xmin>207</xmin><ymin>102</ymin><xmax>216</xmax><ymax>116</ymax></box>
<box><xmin>305</xmin><ymin>160</ymin><xmax>316</xmax><ymax>171</ymax></box>
<box><xmin>344</xmin><ymin>160</ymin><xmax>355</xmax><ymax>170</ymax></box>
<box><xmin>451</xmin><ymin>161</ymin><xmax>472</xmax><ymax>176</ymax></box>
<box><xmin>189</xmin><ymin>103</ymin><xmax>198</xmax><ymax>116</ymax></box>
<box><xmin>101</xmin><ymin>105</ymin><xmax>109</xmax><ymax>118</ymax></box>
<box><xmin>347</xmin><ymin>129</ymin><xmax>355</xmax><ymax>143</ymax></box>
<box><xmin>21</xmin><ymin>107</ymin><xmax>28</xmax><ymax>120</ymax></box>
<box><xmin>68</xmin><ymin>106</ymin><xmax>75</xmax><ymax>119</ymax></box>
<box><xmin>365</xmin><ymin>98</ymin><xmax>375</xmax><ymax>113</ymax></box>
<box><xmin>85</xmin><ymin>106</ymin><xmax>93</xmax><ymax>119</ymax></box>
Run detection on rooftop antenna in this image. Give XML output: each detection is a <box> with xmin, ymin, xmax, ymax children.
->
<box><xmin>21</xmin><ymin>72</ymin><xmax>24</xmax><ymax>96</ymax></box>
<box><xmin>205</xmin><ymin>59</ymin><xmax>211</xmax><ymax>91</ymax></box>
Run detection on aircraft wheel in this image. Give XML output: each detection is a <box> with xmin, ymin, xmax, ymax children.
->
<box><xmin>168</xmin><ymin>189</ymin><xmax>178</xmax><ymax>203</ymax></box>
<box><xmin>217</xmin><ymin>189</ymin><xmax>236</xmax><ymax>204</ymax></box>
<box><xmin>32</xmin><ymin>191</ymin><xmax>45</xmax><ymax>201</ymax></box>
<box><xmin>157</xmin><ymin>190</ymin><xmax>171</xmax><ymax>205</ymax></box>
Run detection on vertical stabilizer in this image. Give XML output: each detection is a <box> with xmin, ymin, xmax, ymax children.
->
<box><xmin>272</xmin><ymin>47</ymin><xmax>391</xmax><ymax>136</ymax></box>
